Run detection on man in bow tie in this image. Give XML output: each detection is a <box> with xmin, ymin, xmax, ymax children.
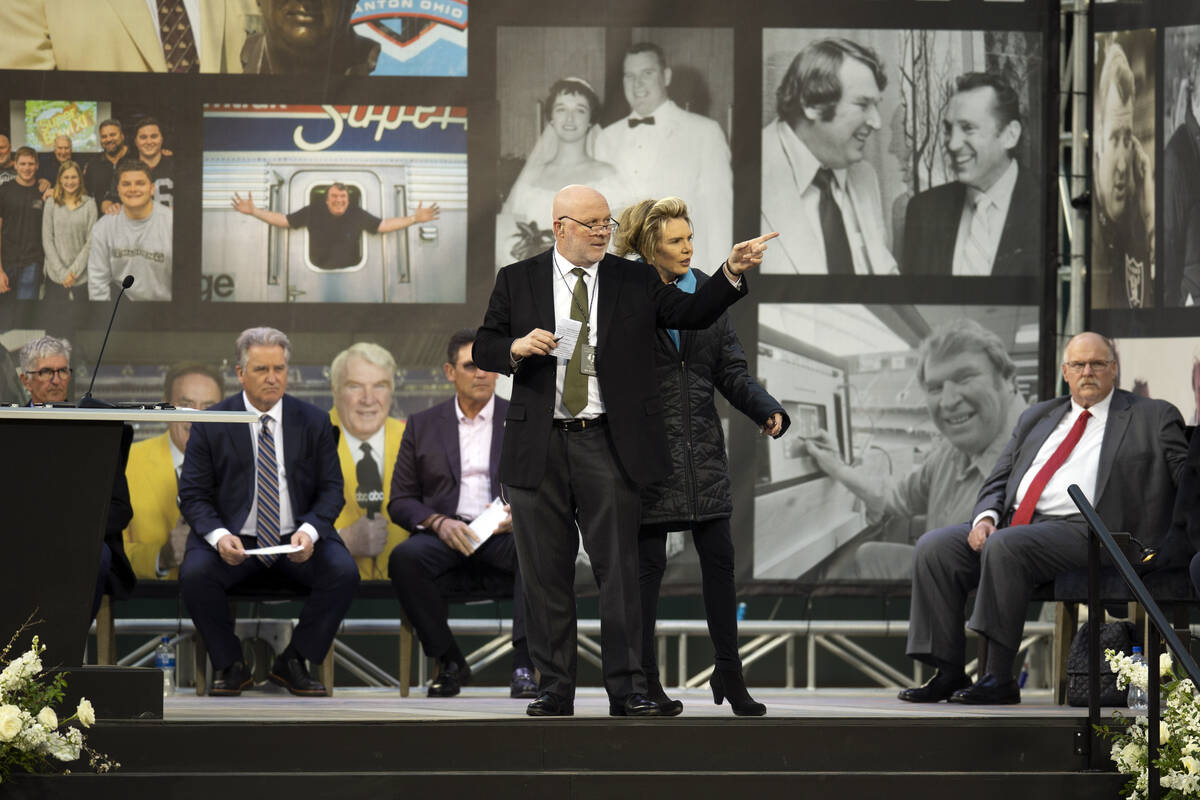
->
<box><xmin>595</xmin><ymin>41</ymin><xmax>732</xmax><ymax>270</ymax></box>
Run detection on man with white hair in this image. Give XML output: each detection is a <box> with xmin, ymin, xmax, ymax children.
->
<box><xmin>328</xmin><ymin>341</ymin><xmax>409</xmax><ymax>581</ymax></box>
<box><xmin>179</xmin><ymin>327</ymin><xmax>356</xmax><ymax>697</ymax></box>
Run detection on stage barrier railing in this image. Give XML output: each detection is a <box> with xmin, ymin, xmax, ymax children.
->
<box><xmin>95</xmin><ymin>617</ymin><xmax>1055</xmax><ymax>692</ymax></box>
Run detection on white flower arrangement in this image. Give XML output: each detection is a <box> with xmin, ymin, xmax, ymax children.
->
<box><xmin>1099</xmin><ymin>648</ymin><xmax>1200</xmax><ymax>798</ymax></box>
<box><xmin>0</xmin><ymin>619</ymin><xmax>118</xmax><ymax>783</ymax></box>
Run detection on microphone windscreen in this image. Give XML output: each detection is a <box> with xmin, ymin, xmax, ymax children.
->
<box><xmin>122</xmin><ymin>275</ymin><xmax>135</xmax><ymax>288</ymax></box>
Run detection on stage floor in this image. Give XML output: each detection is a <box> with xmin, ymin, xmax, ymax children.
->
<box><xmin>160</xmin><ymin>685</ymin><xmax>1089</xmax><ymax>722</ymax></box>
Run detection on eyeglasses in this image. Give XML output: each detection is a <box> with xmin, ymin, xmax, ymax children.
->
<box><xmin>25</xmin><ymin>367</ymin><xmax>72</xmax><ymax>381</ymax></box>
<box><xmin>1063</xmin><ymin>360</ymin><xmax>1113</xmax><ymax>373</ymax></box>
<box><xmin>557</xmin><ymin>216</ymin><xmax>619</xmax><ymax>234</ymax></box>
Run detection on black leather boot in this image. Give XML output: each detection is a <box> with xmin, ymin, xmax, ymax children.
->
<box><xmin>710</xmin><ymin>667</ymin><xmax>766</xmax><ymax>716</ymax></box>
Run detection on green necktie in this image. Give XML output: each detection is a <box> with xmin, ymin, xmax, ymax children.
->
<box><xmin>563</xmin><ymin>267</ymin><xmax>589</xmax><ymax>416</ymax></box>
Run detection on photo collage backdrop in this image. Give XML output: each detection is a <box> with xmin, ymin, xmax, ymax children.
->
<box><xmin>0</xmin><ymin>0</ymin><xmax>1057</xmax><ymax>589</ymax></box>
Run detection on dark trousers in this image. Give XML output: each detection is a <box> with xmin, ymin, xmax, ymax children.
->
<box><xmin>179</xmin><ymin>537</ymin><xmax>359</xmax><ymax>669</ymax></box>
<box><xmin>639</xmin><ymin>516</ymin><xmax>741</xmax><ymax>677</ymax></box>
<box><xmin>91</xmin><ymin>542</ymin><xmax>112</xmax><ymax>621</ymax></box>
<box><xmin>907</xmin><ymin>516</ymin><xmax>1090</xmax><ymax>666</ymax></box>
<box><xmin>506</xmin><ymin>425</ymin><xmax>645</xmax><ymax>702</ymax></box>
<box><xmin>387</xmin><ymin>531</ymin><xmax>530</xmax><ymax>668</ymax></box>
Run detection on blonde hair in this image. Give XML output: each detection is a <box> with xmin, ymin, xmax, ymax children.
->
<box><xmin>330</xmin><ymin>342</ymin><xmax>397</xmax><ymax>393</ymax></box>
<box><xmin>613</xmin><ymin>196</ymin><xmax>691</xmax><ymax>265</ymax></box>
<box><xmin>52</xmin><ymin>160</ymin><xmax>84</xmax><ymax>206</ymax></box>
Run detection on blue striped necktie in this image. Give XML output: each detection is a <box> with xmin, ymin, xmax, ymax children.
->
<box><xmin>255</xmin><ymin>415</ymin><xmax>282</xmax><ymax>566</ymax></box>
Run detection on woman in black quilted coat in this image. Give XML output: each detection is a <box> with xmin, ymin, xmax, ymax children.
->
<box><xmin>614</xmin><ymin>197</ymin><xmax>789</xmax><ymax>716</ymax></box>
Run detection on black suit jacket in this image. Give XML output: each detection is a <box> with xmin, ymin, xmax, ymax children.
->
<box><xmin>973</xmin><ymin>390</ymin><xmax>1187</xmax><ymax>549</ymax></box>
<box><xmin>179</xmin><ymin>393</ymin><xmax>345</xmax><ymax>548</ymax></box>
<box><xmin>474</xmin><ymin>249</ymin><xmax>746</xmax><ymax>488</ymax></box>
<box><xmin>386</xmin><ymin>395</ymin><xmax>507</xmax><ymax>531</ymax></box>
<box><xmin>901</xmin><ymin>162</ymin><xmax>1041</xmax><ymax>277</ymax></box>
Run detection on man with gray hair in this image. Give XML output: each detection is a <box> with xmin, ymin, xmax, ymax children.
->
<box><xmin>803</xmin><ymin>319</ymin><xmax>1026</xmax><ymax>579</ymax></box>
<box><xmin>328</xmin><ymin>341</ymin><xmax>409</xmax><ymax>581</ymax></box>
<box><xmin>179</xmin><ymin>326</ymin><xmax>356</xmax><ymax>697</ymax></box>
<box><xmin>18</xmin><ymin>335</ymin><xmax>137</xmax><ymax>618</ymax></box>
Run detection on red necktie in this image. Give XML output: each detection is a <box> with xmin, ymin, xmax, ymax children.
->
<box><xmin>156</xmin><ymin>0</ymin><xmax>199</xmax><ymax>73</ymax></box>
<box><xmin>1010</xmin><ymin>409</ymin><xmax>1091</xmax><ymax>526</ymax></box>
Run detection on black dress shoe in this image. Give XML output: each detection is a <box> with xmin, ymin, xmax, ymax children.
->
<box><xmin>267</xmin><ymin>653</ymin><xmax>327</xmax><ymax>697</ymax></box>
<box><xmin>610</xmin><ymin>692</ymin><xmax>666</xmax><ymax>717</ymax></box>
<box><xmin>949</xmin><ymin>673</ymin><xmax>1020</xmax><ymax>705</ymax></box>
<box><xmin>428</xmin><ymin>660</ymin><xmax>471</xmax><ymax>698</ymax></box>
<box><xmin>209</xmin><ymin>660</ymin><xmax>253</xmax><ymax>697</ymax></box>
<box><xmin>526</xmin><ymin>692</ymin><xmax>573</xmax><ymax>716</ymax></box>
<box><xmin>646</xmin><ymin>676</ymin><xmax>684</xmax><ymax>716</ymax></box>
<box><xmin>510</xmin><ymin>667</ymin><xmax>538</xmax><ymax>699</ymax></box>
<box><xmin>898</xmin><ymin>670</ymin><xmax>972</xmax><ymax>703</ymax></box>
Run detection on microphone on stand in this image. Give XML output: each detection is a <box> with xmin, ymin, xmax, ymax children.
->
<box><xmin>78</xmin><ymin>275</ymin><xmax>135</xmax><ymax>409</ymax></box>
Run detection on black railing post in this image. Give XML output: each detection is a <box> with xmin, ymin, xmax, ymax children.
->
<box><xmin>1087</xmin><ymin>524</ymin><xmax>1102</xmax><ymax>767</ymax></box>
<box><xmin>1148</xmin><ymin>626</ymin><xmax>1161</xmax><ymax>800</ymax></box>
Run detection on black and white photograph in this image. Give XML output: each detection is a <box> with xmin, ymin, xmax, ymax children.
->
<box><xmin>1162</xmin><ymin>25</ymin><xmax>1200</xmax><ymax>307</ymax></box>
<box><xmin>1092</xmin><ymin>28</ymin><xmax>1156</xmax><ymax>310</ymax></box>
<box><xmin>1</xmin><ymin>100</ymin><xmax>175</xmax><ymax>304</ymax></box>
<box><xmin>753</xmin><ymin>302</ymin><xmax>1039</xmax><ymax>583</ymax></box>
<box><xmin>1113</xmin><ymin>335</ymin><xmax>1200</xmax><ymax>423</ymax></box>
<box><xmin>495</xmin><ymin>26</ymin><xmax>733</xmax><ymax>271</ymax></box>
<box><xmin>760</xmin><ymin>28</ymin><xmax>1044</xmax><ymax>278</ymax></box>
<box><xmin>201</xmin><ymin>103</ymin><xmax>465</xmax><ymax>304</ymax></box>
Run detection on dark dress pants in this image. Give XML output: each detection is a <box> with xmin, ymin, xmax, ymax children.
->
<box><xmin>639</xmin><ymin>517</ymin><xmax>741</xmax><ymax>676</ymax></box>
<box><xmin>179</xmin><ymin>536</ymin><xmax>360</xmax><ymax>669</ymax></box>
<box><xmin>906</xmin><ymin>516</ymin><xmax>1090</xmax><ymax>666</ymax></box>
<box><xmin>387</xmin><ymin>531</ymin><xmax>528</xmax><ymax>665</ymax></box>
<box><xmin>506</xmin><ymin>425</ymin><xmax>646</xmax><ymax>703</ymax></box>
<box><xmin>91</xmin><ymin>542</ymin><xmax>113</xmax><ymax>621</ymax></box>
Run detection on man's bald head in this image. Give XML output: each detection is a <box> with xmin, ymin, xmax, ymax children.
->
<box><xmin>551</xmin><ymin>184</ymin><xmax>613</xmax><ymax>266</ymax></box>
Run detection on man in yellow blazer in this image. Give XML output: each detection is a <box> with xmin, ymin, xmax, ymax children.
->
<box><xmin>124</xmin><ymin>362</ymin><xmax>225</xmax><ymax>579</ymax></box>
<box><xmin>329</xmin><ymin>342</ymin><xmax>409</xmax><ymax>581</ymax></box>
<box><xmin>0</xmin><ymin>0</ymin><xmax>252</xmax><ymax>72</ymax></box>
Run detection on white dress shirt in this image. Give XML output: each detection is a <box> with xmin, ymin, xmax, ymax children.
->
<box><xmin>455</xmin><ymin>394</ymin><xmax>495</xmax><ymax>521</ymax></box>
<box><xmin>976</xmin><ymin>390</ymin><xmax>1113</xmax><ymax>527</ymax></box>
<box><xmin>203</xmin><ymin>393</ymin><xmax>319</xmax><ymax>548</ymax></box>
<box><xmin>340</xmin><ymin>425</ymin><xmax>386</xmax><ymax>482</ymax></box>
<box><xmin>551</xmin><ymin>245</ymin><xmax>606</xmax><ymax>419</ymax></box>
<box><xmin>951</xmin><ymin>159</ymin><xmax>1019</xmax><ymax>277</ymax></box>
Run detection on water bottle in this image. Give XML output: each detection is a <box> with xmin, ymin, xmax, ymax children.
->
<box><xmin>1127</xmin><ymin>646</ymin><xmax>1148</xmax><ymax>713</ymax></box>
<box><xmin>155</xmin><ymin>636</ymin><xmax>176</xmax><ymax>696</ymax></box>
<box><xmin>736</xmin><ymin>602</ymin><xmax>747</xmax><ymax>622</ymax></box>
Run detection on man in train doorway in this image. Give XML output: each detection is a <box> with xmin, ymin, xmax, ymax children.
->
<box><xmin>231</xmin><ymin>184</ymin><xmax>439</xmax><ymax>269</ymax></box>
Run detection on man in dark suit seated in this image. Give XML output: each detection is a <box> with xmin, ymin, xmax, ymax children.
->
<box><xmin>17</xmin><ymin>335</ymin><xmax>136</xmax><ymax>618</ymax></box>
<box><xmin>179</xmin><ymin>327</ymin><xmax>357</xmax><ymax>697</ymax></box>
<box><xmin>473</xmin><ymin>184</ymin><xmax>773</xmax><ymax>716</ymax></box>
<box><xmin>900</xmin><ymin>332</ymin><xmax>1187</xmax><ymax>704</ymax></box>
<box><xmin>387</xmin><ymin>328</ymin><xmax>535</xmax><ymax>699</ymax></box>
<box><xmin>901</xmin><ymin>72</ymin><xmax>1040</xmax><ymax>277</ymax></box>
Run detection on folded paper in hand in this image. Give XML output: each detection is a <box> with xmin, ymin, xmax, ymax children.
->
<box><xmin>243</xmin><ymin>543</ymin><xmax>304</xmax><ymax>556</ymax></box>
<box><xmin>467</xmin><ymin>497</ymin><xmax>508</xmax><ymax>553</ymax></box>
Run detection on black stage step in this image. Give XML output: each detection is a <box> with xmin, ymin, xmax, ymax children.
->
<box><xmin>3</xmin><ymin>716</ymin><xmax>1124</xmax><ymax>799</ymax></box>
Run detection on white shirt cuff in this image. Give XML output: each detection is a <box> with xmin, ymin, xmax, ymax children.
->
<box><xmin>722</xmin><ymin>262</ymin><xmax>742</xmax><ymax>288</ymax></box>
<box><xmin>973</xmin><ymin>510</ymin><xmax>1000</xmax><ymax>528</ymax></box>
<box><xmin>204</xmin><ymin>528</ymin><xmax>232</xmax><ymax>548</ymax></box>
<box><xmin>298</xmin><ymin>522</ymin><xmax>319</xmax><ymax>544</ymax></box>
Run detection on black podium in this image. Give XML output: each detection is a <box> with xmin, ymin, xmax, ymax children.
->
<box><xmin>0</xmin><ymin>407</ymin><xmax>255</xmax><ymax>718</ymax></box>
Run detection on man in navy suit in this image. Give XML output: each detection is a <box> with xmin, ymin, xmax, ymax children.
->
<box><xmin>387</xmin><ymin>329</ymin><xmax>534</xmax><ymax>700</ymax></box>
<box><xmin>179</xmin><ymin>327</ymin><xmax>357</xmax><ymax>697</ymax></box>
<box><xmin>901</xmin><ymin>72</ymin><xmax>1040</xmax><ymax>277</ymax></box>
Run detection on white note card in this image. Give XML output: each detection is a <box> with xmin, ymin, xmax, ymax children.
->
<box><xmin>550</xmin><ymin>318</ymin><xmax>582</xmax><ymax>359</ymax></box>
<box><xmin>467</xmin><ymin>497</ymin><xmax>508</xmax><ymax>552</ymax></box>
